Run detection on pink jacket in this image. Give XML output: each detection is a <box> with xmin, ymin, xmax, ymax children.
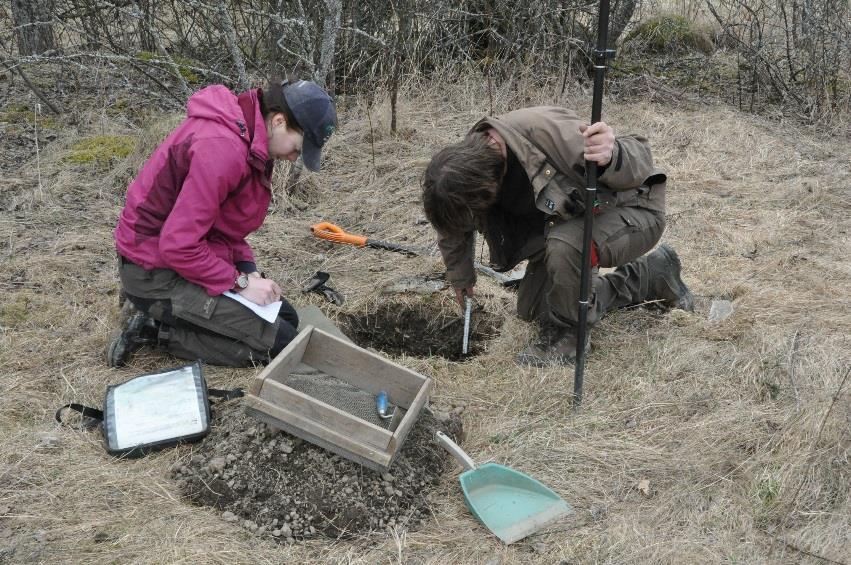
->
<box><xmin>115</xmin><ymin>86</ymin><xmax>273</xmax><ymax>295</ymax></box>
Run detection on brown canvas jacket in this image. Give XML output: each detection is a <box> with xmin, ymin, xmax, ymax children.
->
<box><xmin>436</xmin><ymin>106</ymin><xmax>667</xmax><ymax>288</ymax></box>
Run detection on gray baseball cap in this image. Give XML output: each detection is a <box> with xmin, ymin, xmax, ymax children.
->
<box><xmin>282</xmin><ymin>80</ymin><xmax>337</xmax><ymax>171</ymax></box>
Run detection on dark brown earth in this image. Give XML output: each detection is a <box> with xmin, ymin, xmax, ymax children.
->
<box><xmin>173</xmin><ymin>402</ymin><xmax>463</xmax><ymax>542</ymax></box>
<box><xmin>338</xmin><ymin>301</ymin><xmax>503</xmax><ymax>360</ymax></box>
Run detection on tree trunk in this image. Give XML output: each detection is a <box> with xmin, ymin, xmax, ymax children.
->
<box><xmin>608</xmin><ymin>0</ymin><xmax>638</xmax><ymax>48</ymax></box>
<box><xmin>316</xmin><ymin>0</ymin><xmax>342</xmax><ymax>91</ymax></box>
<box><xmin>137</xmin><ymin>0</ymin><xmax>157</xmax><ymax>52</ymax></box>
<box><xmin>10</xmin><ymin>0</ymin><xmax>56</xmax><ymax>55</ymax></box>
<box><xmin>216</xmin><ymin>0</ymin><xmax>249</xmax><ymax>90</ymax></box>
<box><xmin>266</xmin><ymin>0</ymin><xmax>285</xmax><ymax>78</ymax></box>
<box><xmin>389</xmin><ymin>0</ymin><xmax>408</xmax><ymax>133</ymax></box>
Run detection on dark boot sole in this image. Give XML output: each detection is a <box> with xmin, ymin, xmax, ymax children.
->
<box><xmin>657</xmin><ymin>244</ymin><xmax>694</xmax><ymax>312</ymax></box>
<box><xmin>106</xmin><ymin>333</ymin><xmax>128</xmax><ymax>368</ymax></box>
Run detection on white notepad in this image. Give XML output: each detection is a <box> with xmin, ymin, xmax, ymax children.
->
<box><xmin>222</xmin><ymin>291</ymin><xmax>282</xmax><ymax>323</ymax></box>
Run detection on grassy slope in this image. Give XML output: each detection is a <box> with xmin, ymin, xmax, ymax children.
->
<box><xmin>0</xmin><ymin>77</ymin><xmax>849</xmax><ymax>564</ymax></box>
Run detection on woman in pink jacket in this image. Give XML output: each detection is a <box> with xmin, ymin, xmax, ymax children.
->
<box><xmin>108</xmin><ymin>79</ymin><xmax>337</xmax><ymax>367</ymax></box>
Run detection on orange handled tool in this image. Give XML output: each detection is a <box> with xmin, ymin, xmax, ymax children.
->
<box><xmin>311</xmin><ymin>222</ymin><xmax>418</xmax><ymax>256</ymax></box>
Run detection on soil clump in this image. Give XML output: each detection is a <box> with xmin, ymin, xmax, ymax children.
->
<box><xmin>173</xmin><ymin>402</ymin><xmax>462</xmax><ymax>541</ymax></box>
<box><xmin>339</xmin><ymin>301</ymin><xmax>503</xmax><ymax>360</ymax></box>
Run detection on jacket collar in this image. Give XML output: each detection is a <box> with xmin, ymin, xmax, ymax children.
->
<box><xmin>470</xmin><ymin>117</ymin><xmax>553</xmax><ymax>196</ymax></box>
<box><xmin>237</xmin><ymin>89</ymin><xmax>273</xmax><ymax>186</ymax></box>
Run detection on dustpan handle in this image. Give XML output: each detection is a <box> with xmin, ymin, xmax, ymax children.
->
<box><xmin>436</xmin><ymin>431</ymin><xmax>477</xmax><ymax>471</ymax></box>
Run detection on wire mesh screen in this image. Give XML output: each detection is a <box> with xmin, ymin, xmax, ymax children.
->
<box><xmin>284</xmin><ymin>372</ymin><xmax>395</xmax><ymax>429</ymax></box>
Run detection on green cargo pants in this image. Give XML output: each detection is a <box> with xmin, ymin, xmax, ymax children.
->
<box><xmin>118</xmin><ymin>259</ymin><xmax>297</xmax><ymax>366</ymax></box>
<box><xmin>517</xmin><ymin>205</ymin><xmax>665</xmax><ymax>327</ymax></box>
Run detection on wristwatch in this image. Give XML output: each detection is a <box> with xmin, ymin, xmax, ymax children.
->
<box><xmin>233</xmin><ymin>272</ymin><xmax>249</xmax><ymax>291</ymax></box>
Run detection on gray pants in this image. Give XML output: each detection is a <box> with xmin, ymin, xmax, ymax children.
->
<box><xmin>118</xmin><ymin>259</ymin><xmax>298</xmax><ymax>366</ymax></box>
<box><xmin>517</xmin><ymin>206</ymin><xmax>665</xmax><ymax>328</ymax></box>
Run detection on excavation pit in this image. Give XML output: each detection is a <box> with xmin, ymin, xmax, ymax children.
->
<box><xmin>338</xmin><ymin>301</ymin><xmax>503</xmax><ymax>361</ymax></box>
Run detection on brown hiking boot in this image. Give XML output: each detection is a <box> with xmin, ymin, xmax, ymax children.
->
<box><xmin>106</xmin><ymin>308</ymin><xmax>159</xmax><ymax>367</ymax></box>
<box><xmin>645</xmin><ymin>244</ymin><xmax>694</xmax><ymax>311</ymax></box>
<box><xmin>516</xmin><ymin>321</ymin><xmax>590</xmax><ymax>367</ymax></box>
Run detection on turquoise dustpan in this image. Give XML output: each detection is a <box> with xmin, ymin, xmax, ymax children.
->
<box><xmin>436</xmin><ymin>432</ymin><xmax>572</xmax><ymax>544</ymax></box>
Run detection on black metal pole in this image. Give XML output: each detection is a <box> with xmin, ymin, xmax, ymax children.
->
<box><xmin>574</xmin><ymin>0</ymin><xmax>615</xmax><ymax>407</ymax></box>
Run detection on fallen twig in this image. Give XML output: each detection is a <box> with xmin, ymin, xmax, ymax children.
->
<box><xmin>786</xmin><ymin>329</ymin><xmax>801</xmax><ymax>411</ymax></box>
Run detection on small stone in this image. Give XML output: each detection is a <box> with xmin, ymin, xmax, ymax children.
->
<box><xmin>272</xmin><ymin>529</ymin><xmax>281</xmax><ymax>537</ymax></box>
<box><xmin>39</xmin><ymin>433</ymin><xmax>60</xmax><ymax>448</ymax></box>
<box><xmin>226</xmin><ymin>453</ymin><xmax>237</xmax><ymax>463</ymax></box>
<box><xmin>279</xmin><ymin>525</ymin><xmax>292</xmax><ymax>538</ymax></box>
<box><xmin>93</xmin><ymin>531</ymin><xmax>109</xmax><ymax>543</ymax></box>
<box><xmin>222</xmin><ymin>511</ymin><xmax>238</xmax><ymax>523</ymax></box>
<box><xmin>433</xmin><ymin>410</ymin><xmax>451</xmax><ymax>422</ymax></box>
<box><xmin>708</xmin><ymin>299</ymin><xmax>734</xmax><ymax>322</ymax></box>
<box><xmin>344</xmin><ymin>487</ymin><xmax>353</xmax><ymax>495</ymax></box>
<box><xmin>280</xmin><ymin>444</ymin><xmax>293</xmax><ymax>454</ymax></box>
<box><xmin>384</xmin><ymin>486</ymin><xmax>395</xmax><ymax>496</ymax></box>
<box><xmin>381</xmin><ymin>473</ymin><xmax>393</xmax><ymax>482</ymax></box>
<box><xmin>207</xmin><ymin>457</ymin><xmax>227</xmax><ymax>474</ymax></box>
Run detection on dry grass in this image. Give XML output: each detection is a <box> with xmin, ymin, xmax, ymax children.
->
<box><xmin>1</xmin><ymin>75</ymin><xmax>849</xmax><ymax>564</ymax></box>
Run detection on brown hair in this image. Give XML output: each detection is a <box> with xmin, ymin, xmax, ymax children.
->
<box><xmin>258</xmin><ymin>77</ymin><xmax>301</xmax><ymax>132</ymax></box>
<box><xmin>422</xmin><ymin>134</ymin><xmax>504</xmax><ymax>233</ymax></box>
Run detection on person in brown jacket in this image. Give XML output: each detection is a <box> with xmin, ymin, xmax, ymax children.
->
<box><xmin>422</xmin><ymin>106</ymin><xmax>693</xmax><ymax>366</ymax></box>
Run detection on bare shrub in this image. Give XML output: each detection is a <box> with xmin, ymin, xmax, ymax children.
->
<box><xmin>706</xmin><ymin>0</ymin><xmax>851</xmax><ymax>120</ymax></box>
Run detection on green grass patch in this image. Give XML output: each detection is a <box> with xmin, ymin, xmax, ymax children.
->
<box><xmin>136</xmin><ymin>51</ymin><xmax>202</xmax><ymax>84</ymax></box>
<box><xmin>65</xmin><ymin>135</ymin><xmax>136</xmax><ymax>166</ymax></box>
<box><xmin>0</xmin><ymin>103</ymin><xmax>58</xmax><ymax>128</ymax></box>
<box><xmin>625</xmin><ymin>14</ymin><xmax>715</xmax><ymax>55</ymax></box>
<box><xmin>756</xmin><ymin>469</ymin><xmax>780</xmax><ymax>507</ymax></box>
<box><xmin>0</xmin><ymin>294</ymin><xmax>31</xmax><ymax>327</ymax></box>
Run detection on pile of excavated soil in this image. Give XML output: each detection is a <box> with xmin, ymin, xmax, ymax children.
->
<box><xmin>172</xmin><ymin>402</ymin><xmax>463</xmax><ymax>541</ymax></box>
